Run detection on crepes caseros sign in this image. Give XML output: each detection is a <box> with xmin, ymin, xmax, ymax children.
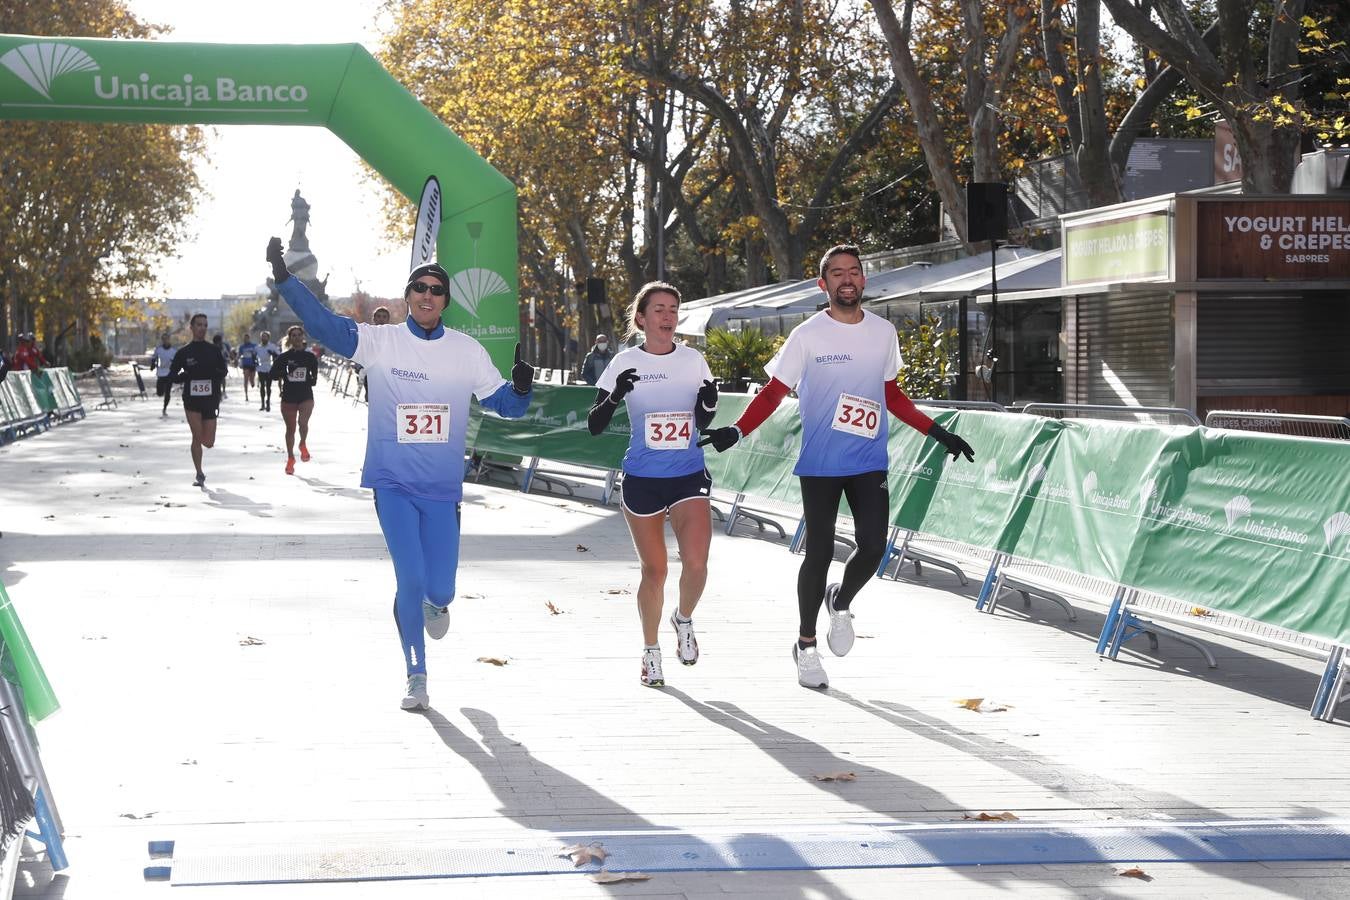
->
<box><xmin>0</xmin><ymin>34</ymin><xmax>523</xmax><ymax>375</ymax></box>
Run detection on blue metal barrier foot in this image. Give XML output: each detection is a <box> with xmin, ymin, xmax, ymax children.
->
<box><xmin>974</xmin><ymin>554</ymin><xmax>1003</xmax><ymax>611</ymax></box>
<box><xmin>32</xmin><ymin>787</ymin><xmax>68</xmax><ymax>871</ymax></box>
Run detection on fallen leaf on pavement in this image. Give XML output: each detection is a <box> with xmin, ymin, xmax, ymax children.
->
<box><xmin>1117</xmin><ymin>867</ymin><xmax>1153</xmax><ymax>881</ymax></box>
<box><xmin>812</xmin><ymin>772</ymin><xmax>857</xmax><ymax>782</ymax></box>
<box><xmin>239</xmin><ymin>636</ymin><xmax>265</xmax><ymax>646</ymax></box>
<box><xmin>1190</xmin><ymin>607</ymin><xmax>1213</xmax><ymax>617</ymax></box>
<box><xmin>546</xmin><ymin>601</ymin><xmax>565</xmax><ymax>615</ymax></box>
<box><xmin>119</xmin><ymin>812</ymin><xmax>156</xmax><ymax>820</ymax></box>
<box><xmin>576</xmin><ymin>544</ymin><xmax>589</xmax><ymax>552</ymax></box>
<box><xmin>589</xmin><ymin>872</ymin><xmax>649</xmax><ymax>884</ymax></box>
<box><xmin>559</xmin><ymin>843</ymin><xmax>607</xmax><ymax>866</ymax></box>
<box><xmin>477</xmin><ymin>656</ymin><xmax>509</xmax><ymax>666</ymax></box>
<box><xmin>605</xmin><ymin>588</ymin><xmax>630</xmax><ymax>595</ymax></box>
<box><xmin>963</xmin><ymin>811</ymin><xmax>1019</xmax><ymax>821</ymax></box>
<box><xmin>955</xmin><ymin>698</ymin><xmax>1009</xmax><ymax>712</ymax></box>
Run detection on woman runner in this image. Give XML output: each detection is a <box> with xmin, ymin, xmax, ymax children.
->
<box><xmin>587</xmin><ymin>282</ymin><xmax>718</xmax><ymax>687</ymax></box>
<box><xmin>274</xmin><ymin>325</ymin><xmax>319</xmax><ymax>475</ymax></box>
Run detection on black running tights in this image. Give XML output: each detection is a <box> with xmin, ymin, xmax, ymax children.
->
<box><xmin>796</xmin><ymin>470</ymin><xmax>890</xmax><ymax>639</ymax></box>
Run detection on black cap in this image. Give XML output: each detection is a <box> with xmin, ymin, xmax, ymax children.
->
<box><xmin>405</xmin><ymin>262</ymin><xmax>451</xmax><ymax>297</ymax></box>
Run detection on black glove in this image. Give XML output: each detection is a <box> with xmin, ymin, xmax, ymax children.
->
<box><xmin>696</xmin><ymin>379</ymin><xmax>718</xmax><ymax>412</ymax></box>
<box><xmin>511</xmin><ymin>342</ymin><xmax>534</xmax><ymax>395</ymax></box>
<box><xmin>928</xmin><ymin>423</ymin><xmax>975</xmax><ymax>462</ymax></box>
<box><xmin>697</xmin><ymin>425</ymin><xmax>741</xmax><ymax>452</ymax></box>
<box><xmin>607</xmin><ymin>367</ymin><xmax>638</xmax><ymax>404</ymax></box>
<box><xmin>266</xmin><ymin>237</ymin><xmax>290</xmax><ymax>284</ymax></box>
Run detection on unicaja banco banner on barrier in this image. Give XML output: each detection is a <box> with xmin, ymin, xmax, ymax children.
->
<box><xmin>0</xmin><ymin>35</ymin><xmax>521</xmax><ymax>374</ymax></box>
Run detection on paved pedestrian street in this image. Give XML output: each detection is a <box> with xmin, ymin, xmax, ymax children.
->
<box><xmin>3</xmin><ymin>384</ymin><xmax>1349</xmax><ymax>898</ymax></box>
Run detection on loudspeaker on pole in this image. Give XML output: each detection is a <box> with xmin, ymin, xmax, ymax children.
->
<box><xmin>585</xmin><ymin>277</ymin><xmax>607</xmax><ymax>305</ymax></box>
<box><xmin>966</xmin><ymin>182</ymin><xmax>1008</xmax><ymax>244</ymax></box>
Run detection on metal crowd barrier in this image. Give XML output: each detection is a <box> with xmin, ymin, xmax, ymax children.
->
<box><xmin>0</xmin><ymin>371</ymin><xmax>50</xmax><ymax>444</ymax></box>
<box><xmin>90</xmin><ymin>365</ymin><xmax>118</xmax><ymax>410</ymax></box>
<box><xmin>1204</xmin><ymin>409</ymin><xmax>1350</xmax><ymax>441</ymax></box>
<box><xmin>1022</xmin><ymin>402</ymin><xmax>1201</xmax><ymax>427</ymax></box>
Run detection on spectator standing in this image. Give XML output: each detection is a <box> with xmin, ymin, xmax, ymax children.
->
<box><xmin>581</xmin><ymin>334</ymin><xmax>614</xmax><ymax>385</ymax></box>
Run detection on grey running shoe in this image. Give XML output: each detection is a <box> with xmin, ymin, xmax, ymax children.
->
<box><xmin>793</xmin><ymin>642</ymin><xmax>829</xmax><ymax>688</ymax></box>
<box><xmin>400</xmin><ymin>674</ymin><xmax>428</xmax><ymax>711</ymax></box>
<box><xmin>640</xmin><ymin>647</ymin><xmax>665</xmax><ymax>687</ymax></box>
<box><xmin>825</xmin><ymin>583</ymin><xmax>855</xmax><ymax>657</ymax></box>
<box><xmin>423</xmin><ymin>600</ymin><xmax>450</xmax><ymax>639</ymax></box>
<box><xmin>670</xmin><ymin>611</ymin><xmax>699</xmax><ymax>665</ymax></box>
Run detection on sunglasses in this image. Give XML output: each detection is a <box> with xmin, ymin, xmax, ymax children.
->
<box><xmin>410</xmin><ymin>282</ymin><xmax>447</xmax><ymax>296</ymax></box>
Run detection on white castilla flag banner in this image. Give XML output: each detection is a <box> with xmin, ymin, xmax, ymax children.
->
<box><xmin>411</xmin><ymin>175</ymin><xmax>441</xmax><ymax>270</ymax></box>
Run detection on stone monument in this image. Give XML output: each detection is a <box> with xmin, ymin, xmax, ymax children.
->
<box><xmin>263</xmin><ymin>188</ymin><xmax>330</xmax><ymax>335</ymax></box>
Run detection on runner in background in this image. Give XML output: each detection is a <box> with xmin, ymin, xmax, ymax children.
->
<box><xmin>168</xmin><ymin>313</ymin><xmax>228</xmax><ymax>488</ymax></box>
<box><xmin>587</xmin><ymin>283</ymin><xmax>718</xmax><ymax>688</ymax></box>
<box><xmin>699</xmin><ymin>244</ymin><xmax>974</xmax><ymax>689</ymax></box>
<box><xmin>212</xmin><ymin>334</ymin><xmax>231</xmax><ymax>401</ymax></box>
<box><xmin>237</xmin><ymin>332</ymin><xmax>260</xmax><ymax>404</ymax></box>
<box><xmin>274</xmin><ymin>325</ymin><xmax>319</xmax><ymax>475</ymax></box>
<box><xmin>148</xmin><ymin>332</ymin><xmax>177</xmax><ymax>417</ymax></box>
<box><xmin>267</xmin><ymin>237</ymin><xmax>535</xmax><ymax>711</ymax></box>
<box><xmin>256</xmin><ymin>330</ymin><xmax>280</xmax><ymax>412</ymax></box>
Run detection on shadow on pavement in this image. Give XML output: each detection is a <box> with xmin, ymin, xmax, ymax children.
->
<box><xmin>416</xmin><ymin>706</ymin><xmax>854</xmax><ymax>896</ymax></box>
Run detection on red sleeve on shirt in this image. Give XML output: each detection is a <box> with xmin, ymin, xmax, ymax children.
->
<box><xmin>733</xmin><ymin>378</ymin><xmax>791</xmax><ymax>436</ymax></box>
<box><xmin>885</xmin><ymin>379</ymin><xmax>935</xmax><ymax>434</ymax></box>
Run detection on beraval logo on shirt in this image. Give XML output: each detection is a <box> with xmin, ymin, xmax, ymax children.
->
<box><xmin>639</xmin><ymin>373</ymin><xmax>669</xmax><ymax>382</ymax></box>
<box><xmin>391</xmin><ymin>367</ymin><xmax>430</xmax><ymax>383</ymax></box>
<box><xmin>815</xmin><ymin>354</ymin><xmax>854</xmax><ymax>365</ymax></box>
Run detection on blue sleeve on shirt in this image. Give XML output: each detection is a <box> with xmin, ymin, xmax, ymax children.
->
<box><xmin>277</xmin><ymin>278</ymin><xmax>359</xmax><ymax>358</ymax></box>
<box><xmin>479</xmin><ymin>382</ymin><xmax>530</xmax><ymax>419</ymax></box>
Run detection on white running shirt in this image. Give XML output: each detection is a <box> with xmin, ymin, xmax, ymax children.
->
<box><xmin>597</xmin><ymin>343</ymin><xmax>713</xmax><ymax>478</ymax></box>
<box><xmin>765</xmin><ymin>308</ymin><xmax>901</xmax><ymax>477</ymax></box>
<box><xmin>353</xmin><ymin>323</ymin><xmax>508</xmax><ymax>501</ymax></box>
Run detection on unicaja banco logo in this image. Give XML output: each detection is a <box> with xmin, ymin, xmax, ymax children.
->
<box><xmin>1324</xmin><ymin>512</ymin><xmax>1350</xmax><ymax>550</ymax></box>
<box><xmin>1224</xmin><ymin>495</ymin><xmax>1252</xmax><ymax>528</ymax></box>
<box><xmin>1</xmin><ymin>43</ymin><xmax>98</xmax><ymax>100</ymax></box>
<box><xmin>1081</xmin><ymin>471</ymin><xmax>1098</xmax><ymax>496</ymax></box>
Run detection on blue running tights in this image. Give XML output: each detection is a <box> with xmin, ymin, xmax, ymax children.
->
<box><xmin>374</xmin><ymin>488</ymin><xmax>461</xmax><ymax>675</ymax></box>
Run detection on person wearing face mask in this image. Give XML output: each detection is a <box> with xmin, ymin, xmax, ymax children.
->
<box><xmin>266</xmin><ymin>237</ymin><xmax>535</xmax><ymax>712</ymax></box>
<box><xmin>581</xmin><ymin>333</ymin><xmax>614</xmax><ymax>386</ymax></box>
<box><xmin>699</xmin><ymin>244</ymin><xmax>975</xmax><ymax>690</ymax></box>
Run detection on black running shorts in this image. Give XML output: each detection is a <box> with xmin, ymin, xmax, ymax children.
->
<box><xmin>621</xmin><ymin>468</ymin><xmax>712</xmax><ymax>517</ymax></box>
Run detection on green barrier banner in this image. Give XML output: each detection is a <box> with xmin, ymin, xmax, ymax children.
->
<box><xmin>471</xmin><ymin>384</ymin><xmax>630</xmax><ymax>465</ymax></box>
<box><xmin>889</xmin><ymin>411</ymin><xmax>1062</xmax><ymax>554</ymax></box>
<box><xmin>0</xmin><ymin>584</ymin><xmax>59</xmax><ymax>723</ymax></box>
<box><xmin>1009</xmin><ymin>420</ymin><xmax>1176</xmax><ymax>583</ymax></box>
<box><xmin>702</xmin><ymin>397</ymin><xmax>806</xmax><ymax>506</ymax></box>
<box><xmin>1121</xmin><ymin>430</ymin><xmax>1350</xmax><ymax>646</ymax></box>
<box><xmin>0</xmin><ymin>35</ymin><xmax>521</xmax><ymax>374</ymax></box>
<box><xmin>29</xmin><ymin>371</ymin><xmax>56</xmax><ymax>413</ymax></box>
<box><xmin>5</xmin><ymin>371</ymin><xmax>41</xmax><ymax>421</ymax></box>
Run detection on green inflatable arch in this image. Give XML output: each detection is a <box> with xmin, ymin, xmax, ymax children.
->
<box><xmin>0</xmin><ymin>34</ymin><xmax>520</xmax><ymax>373</ymax></box>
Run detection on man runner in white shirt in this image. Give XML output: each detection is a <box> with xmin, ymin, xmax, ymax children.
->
<box><xmin>148</xmin><ymin>332</ymin><xmax>177</xmax><ymax>417</ymax></box>
<box><xmin>700</xmin><ymin>244</ymin><xmax>974</xmax><ymax>688</ymax></box>
<box><xmin>266</xmin><ymin>238</ymin><xmax>534</xmax><ymax>711</ymax></box>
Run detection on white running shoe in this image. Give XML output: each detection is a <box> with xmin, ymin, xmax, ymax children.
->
<box><xmin>640</xmin><ymin>647</ymin><xmax>665</xmax><ymax>687</ymax></box>
<box><xmin>825</xmin><ymin>583</ymin><xmax>855</xmax><ymax>657</ymax></box>
<box><xmin>670</xmin><ymin>611</ymin><xmax>699</xmax><ymax>665</ymax></box>
<box><xmin>400</xmin><ymin>674</ymin><xmax>429</xmax><ymax>711</ymax></box>
<box><xmin>793</xmin><ymin>642</ymin><xmax>829</xmax><ymax>688</ymax></box>
<box><xmin>423</xmin><ymin>600</ymin><xmax>450</xmax><ymax>640</ymax></box>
